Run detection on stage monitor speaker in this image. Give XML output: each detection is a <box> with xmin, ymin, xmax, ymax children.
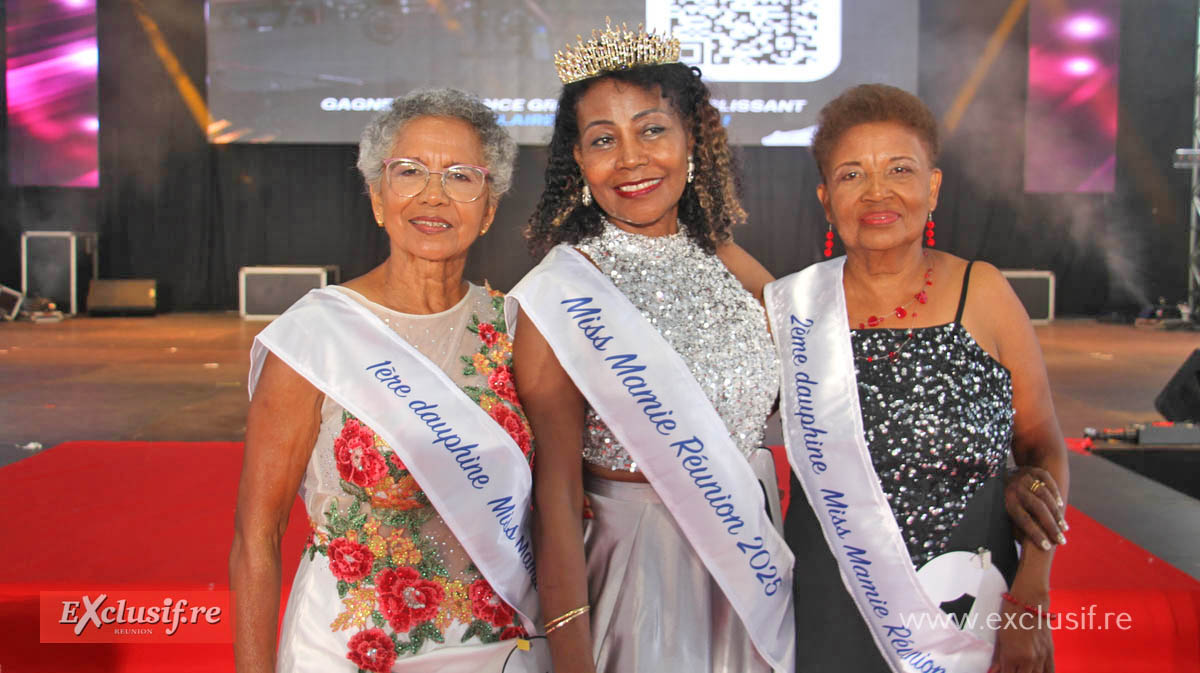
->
<box><xmin>239</xmin><ymin>266</ymin><xmax>340</xmax><ymax>319</ymax></box>
<box><xmin>87</xmin><ymin>279</ymin><xmax>157</xmax><ymax>316</ymax></box>
<box><xmin>1001</xmin><ymin>270</ymin><xmax>1055</xmax><ymax>323</ymax></box>
<box><xmin>0</xmin><ymin>284</ymin><xmax>23</xmax><ymax>320</ymax></box>
<box><xmin>1155</xmin><ymin>349</ymin><xmax>1200</xmax><ymax>422</ymax></box>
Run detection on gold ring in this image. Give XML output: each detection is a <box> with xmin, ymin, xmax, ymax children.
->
<box><xmin>1030</xmin><ymin>479</ymin><xmax>1044</xmax><ymax>494</ymax></box>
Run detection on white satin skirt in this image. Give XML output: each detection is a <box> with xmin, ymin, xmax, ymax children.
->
<box><xmin>583</xmin><ymin>475</ymin><xmax>771</xmax><ymax>673</ymax></box>
<box><xmin>276</xmin><ymin>554</ymin><xmax>545</xmax><ymax>673</ymax></box>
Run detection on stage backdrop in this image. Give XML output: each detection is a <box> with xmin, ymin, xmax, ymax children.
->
<box><xmin>0</xmin><ymin>0</ymin><xmax>1196</xmax><ymax>315</ymax></box>
<box><xmin>205</xmin><ymin>0</ymin><xmax>918</xmax><ymax>146</ymax></box>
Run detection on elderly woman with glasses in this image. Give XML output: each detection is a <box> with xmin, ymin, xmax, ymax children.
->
<box><xmin>231</xmin><ymin>89</ymin><xmax>545</xmax><ymax>673</ymax></box>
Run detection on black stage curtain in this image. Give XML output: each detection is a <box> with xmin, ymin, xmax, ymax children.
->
<box><xmin>96</xmin><ymin>1</ymin><xmax>216</xmax><ymax>309</ymax></box>
<box><xmin>4</xmin><ymin>0</ymin><xmax>1193</xmax><ymax>312</ymax></box>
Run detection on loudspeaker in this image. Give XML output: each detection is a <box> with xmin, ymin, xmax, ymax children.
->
<box><xmin>1001</xmin><ymin>270</ymin><xmax>1055</xmax><ymax>323</ymax></box>
<box><xmin>20</xmin><ymin>231</ymin><xmax>99</xmax><ymax>315</ymax></box>
<box><xmin>239</xmin><ymin>266</ymin><xmax>340</xmax><ymax>319</ymax></box>
<box><xmin>1155</xmin><ymin>349</ymin><xmax>1200</xmax><ymax>422</ymax></box>
<box><xmin>87</xmin><ymin>279</ymin><xmax>158</xmax><ymax>316</ymax></box>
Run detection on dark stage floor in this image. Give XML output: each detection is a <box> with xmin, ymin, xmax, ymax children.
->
<box><xmin>2</xmin><ymin>314</ymin><xmax>1199</xmax><ymax>578</ymax></box>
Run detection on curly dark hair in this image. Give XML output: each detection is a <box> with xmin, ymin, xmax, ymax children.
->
<box><xmin>525</xmin><ymin>63</ymin><xmax>746</xmax><ymax>257</ymax></box>
<box><xmin>811</xmin><ymin>83</ymin><xmax>940</xmax><ymax>182</ymax></box>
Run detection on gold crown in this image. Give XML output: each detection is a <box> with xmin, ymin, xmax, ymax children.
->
<box><xmin>555</xmin><ymin>19</ymin><xmax>681</xmax><ymax>85</ymax></box>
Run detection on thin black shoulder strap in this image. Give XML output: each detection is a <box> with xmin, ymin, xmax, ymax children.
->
<box><xmin>954</xmin><ymin>260</ymin><xmax>975</xmax><ymax>324</ymax></box>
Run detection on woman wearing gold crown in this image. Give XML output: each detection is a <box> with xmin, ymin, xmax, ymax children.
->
<box><xmin>505</xmin><ymin>22</ymin><xmax>794</xmax><ymax>673</ymax></box>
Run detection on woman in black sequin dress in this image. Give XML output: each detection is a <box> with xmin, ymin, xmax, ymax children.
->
<box><xmin>769</xmin><ymin>84</ymin><xmax>1070</xmax><ymax>673</ymax></box>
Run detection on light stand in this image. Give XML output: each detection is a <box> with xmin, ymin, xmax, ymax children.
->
<box><xmin>1173</xmin><ymin>7</ymin><xmax>1200</xmax><ymax>325</ymax></box>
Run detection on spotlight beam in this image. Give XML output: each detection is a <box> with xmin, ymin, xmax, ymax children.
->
<box><xmin>943</xmin><ymin>0</ymin><xmax>1030</xmax><ymax>135</ymax></box>
<box><xmin>129</xmin><ymin>0</ymin><xmax>212</xmax><ymax>133</ymax></box>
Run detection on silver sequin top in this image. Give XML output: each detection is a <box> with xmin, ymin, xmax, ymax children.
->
<box><xmin>853</xmin><ymin>323</ymin><xmax>1014</xmax><ymax>567</ymax></box>
<box><xmin>574</xmin><ymin>220</ymin><xmax>779</xmax><ymax>472</ymax></box>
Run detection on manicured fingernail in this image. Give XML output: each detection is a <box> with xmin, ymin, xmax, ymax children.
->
<box><xmin>1057</xmin><ymin>534</ymin><xmax>1067</xmax><ymax>545</ymax></box>
<box><xmin>1057</xmin><ymin>498</ymin><xmax>1064</xmax><ymax>508</ymax></box>
<box><xmin>1041</xmin><ymin>539</ymin><xmax>1052</xmax><ymax>551</ymax></box>
<box><xmin>1059</xmin><ymin>520</ymin><xmax>1069</xmax><ymax>532</ymax></box>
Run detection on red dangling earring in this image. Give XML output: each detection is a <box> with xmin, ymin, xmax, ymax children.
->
<box><xmin>823</xmin><ymin>223</ymin><xmax>835</xmax><ymax>258</ymax></box>
<box><xmin>925</xmin><ymin>211</ymin><xmax>936</xmax><ymax>248</ymax></box>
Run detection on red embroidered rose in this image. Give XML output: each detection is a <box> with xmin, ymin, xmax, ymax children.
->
<box><xmin>341</xmin><ymin>418</ymin><xmax>375</xmax><ymax>446</ymax></box>
<box><xmin>500</xmin><ymin>625</ymin><xmax>528</xmax><ymax>641</ymax></box>
<box><xmin>477</xmin><ymin>322</ymin><xmax>500</xmax><ymax>346</ymax></box>
<box><xmin>487</xmin><ymin>365</ymin><xmax>519</xmax><ymax>404</ymax></box>
<box><xmin>375</xmin><ymin>567</ymin><xmax>444</xmax><ymax>632</ymax></box>
<box><xmin>388</xmin><ymin>452</ymin><xmax>407</xmax><ymax>472</ymax></box>
<box><xmin>469</xmin><ymin>578</ymin><xmax>516</xmax><ymax>627</ymax></box>
<box><xmin>345</xmin><ymin>628</ymin><xmax>396</xmax><ymax>672</ymax></box>
<box><xmin>487</xmin><ymin>403</ymin><xmax>532</xmax><ymax>457</ymax></box>
<box><xmin>327</xmin><ymin>537</ymin><xmax>375</xmax><ymax>582</ymax></box>
<box><xmin>335</xmin><ymin>432</ymin><xmax>388</xmax><ymax>488</ymax></box>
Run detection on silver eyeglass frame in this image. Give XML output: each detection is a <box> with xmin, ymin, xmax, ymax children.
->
<box><xmin>381</xmin><ymin>157</ymin><xmax>491</xmax><ymax>203</ymax></box>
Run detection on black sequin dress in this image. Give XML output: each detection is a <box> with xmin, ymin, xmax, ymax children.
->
<box><xmin>787</xmin><ymin>262</ymin><xmax>1018</xmax><ymax>672</ymax></box>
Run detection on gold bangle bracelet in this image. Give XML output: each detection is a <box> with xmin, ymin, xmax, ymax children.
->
<box><xmin>544</xmin><ymin>605</ymin><xmax>590</xmax><ymax>634</ymax></box>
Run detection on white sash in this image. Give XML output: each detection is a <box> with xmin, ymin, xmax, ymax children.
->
<box><xmin>249</xmin><ymin>288</ymin><xmax>538</xmax><ymax>633</ymax></box>
<box><xmin>765</xmin><ymin>258</ymin><xmax>994</xmax><ymax>673</ymax></box>
<box><xmin>506</xmin><ymin>246</ymin><xmax>795</xmax><ymax>672</ymax></box>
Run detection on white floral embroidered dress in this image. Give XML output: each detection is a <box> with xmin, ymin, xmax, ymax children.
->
<box><xmin>274</xmin><ymin>284</ymin><xmax>535</xmax><ymax>673</ymax></box>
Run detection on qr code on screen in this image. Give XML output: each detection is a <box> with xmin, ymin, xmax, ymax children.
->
<box><xmin>645</xmin><ymin>0</ymin><xmax>841</xmax><ymax>82</ymax></box>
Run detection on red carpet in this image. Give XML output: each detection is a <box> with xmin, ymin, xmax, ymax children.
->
<box><xmin>0</xmin><ymin>442</ymin><xmax>307</xmax><ymax>673</ymax></box>
<box><xmin>2</xmin><ymin>441</ymin><xmax>1198</xmax><ymax>672</ymax></box>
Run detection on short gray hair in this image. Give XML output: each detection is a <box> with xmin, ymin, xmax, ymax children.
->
<box><xmin>357</xmin><ymin>88</ymin><xmax>517</xmax><ymax>201</ymax></box>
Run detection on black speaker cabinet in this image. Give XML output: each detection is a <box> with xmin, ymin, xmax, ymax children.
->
<box><xmin>1001</xmin><ymin>270</ymin><xmax>1055</xmax><ymax>323</ymax></box>
<box><xmin>239</xmin><ymin>266</ymin><xmax>340</xmax><ymax>319</ymax></box>
<box><xmin>20</xmin><ymin>231</ymin><xmax>99</xmax><ymax>315</ymax></box>
<box><xmin>1156</xmin><ymin>349</ymin><xmax>1200</xmax><ymax>422</ymax></box>
<box><xmin>87</xmin><ymin>279</ymin><xmax>158</xmax><ymax>316</ymax></box>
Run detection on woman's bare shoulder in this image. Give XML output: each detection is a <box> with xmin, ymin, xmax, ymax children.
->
<box><xmin>716</xmin><ymin>240</ymin><xmax>774</xmax><ymax>301</ymax></box>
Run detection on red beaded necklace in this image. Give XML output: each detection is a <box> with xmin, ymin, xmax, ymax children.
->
<box><xmin>852</xmin><ymin>258</ymin><xmax>934</xmax><ymax>329</ymax></box>
<box><xmin>852</xmin><ymin>256</ymin><xmax>935</xmax><ymax>364</ymax></box>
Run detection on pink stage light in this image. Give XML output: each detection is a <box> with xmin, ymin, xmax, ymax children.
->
<box><xmin>68</xmin><ymin>45</ymin><xmax>99</xmax><ymax>69</ymax></box>
<box><xmin>1063</xmin><ymin>14</ymin><xmax>1107</xmax><ymax>40</ymax></box>
<box><xmin>1064</xmin><ymin>57</ymin><xmax>1098</xmax><ymax>77</ymax></box>
<box><xmin>7</xmin><ymin>0</ymin><xmax>99</xmax><ymax>186</ymax></box>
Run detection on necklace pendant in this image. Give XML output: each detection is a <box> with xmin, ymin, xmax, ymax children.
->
<box><xmin>894</xmin><ymin>306</ymin><xmax>907</xmax><ymax>319</ymax></box>
<box><xmin>866</xmin><ymin>315</ymin><xmax>883</xmax><ymax>327</ymax></box>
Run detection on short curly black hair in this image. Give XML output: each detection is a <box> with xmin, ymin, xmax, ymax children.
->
<box><xmin>811</xmin><ymin>84</ymin><xmax>939</xmax><ymax>182</ymax></box>
<box><xmin>525</xmin><ymin>63</ymin><xmax>745</xmax><ymax>257</ymax></box>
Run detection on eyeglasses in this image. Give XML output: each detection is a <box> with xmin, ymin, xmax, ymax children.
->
<box><xmin>382</xmin><ymin>158</ymin><xmax>490</xmax><ymax>203</ymax></box>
